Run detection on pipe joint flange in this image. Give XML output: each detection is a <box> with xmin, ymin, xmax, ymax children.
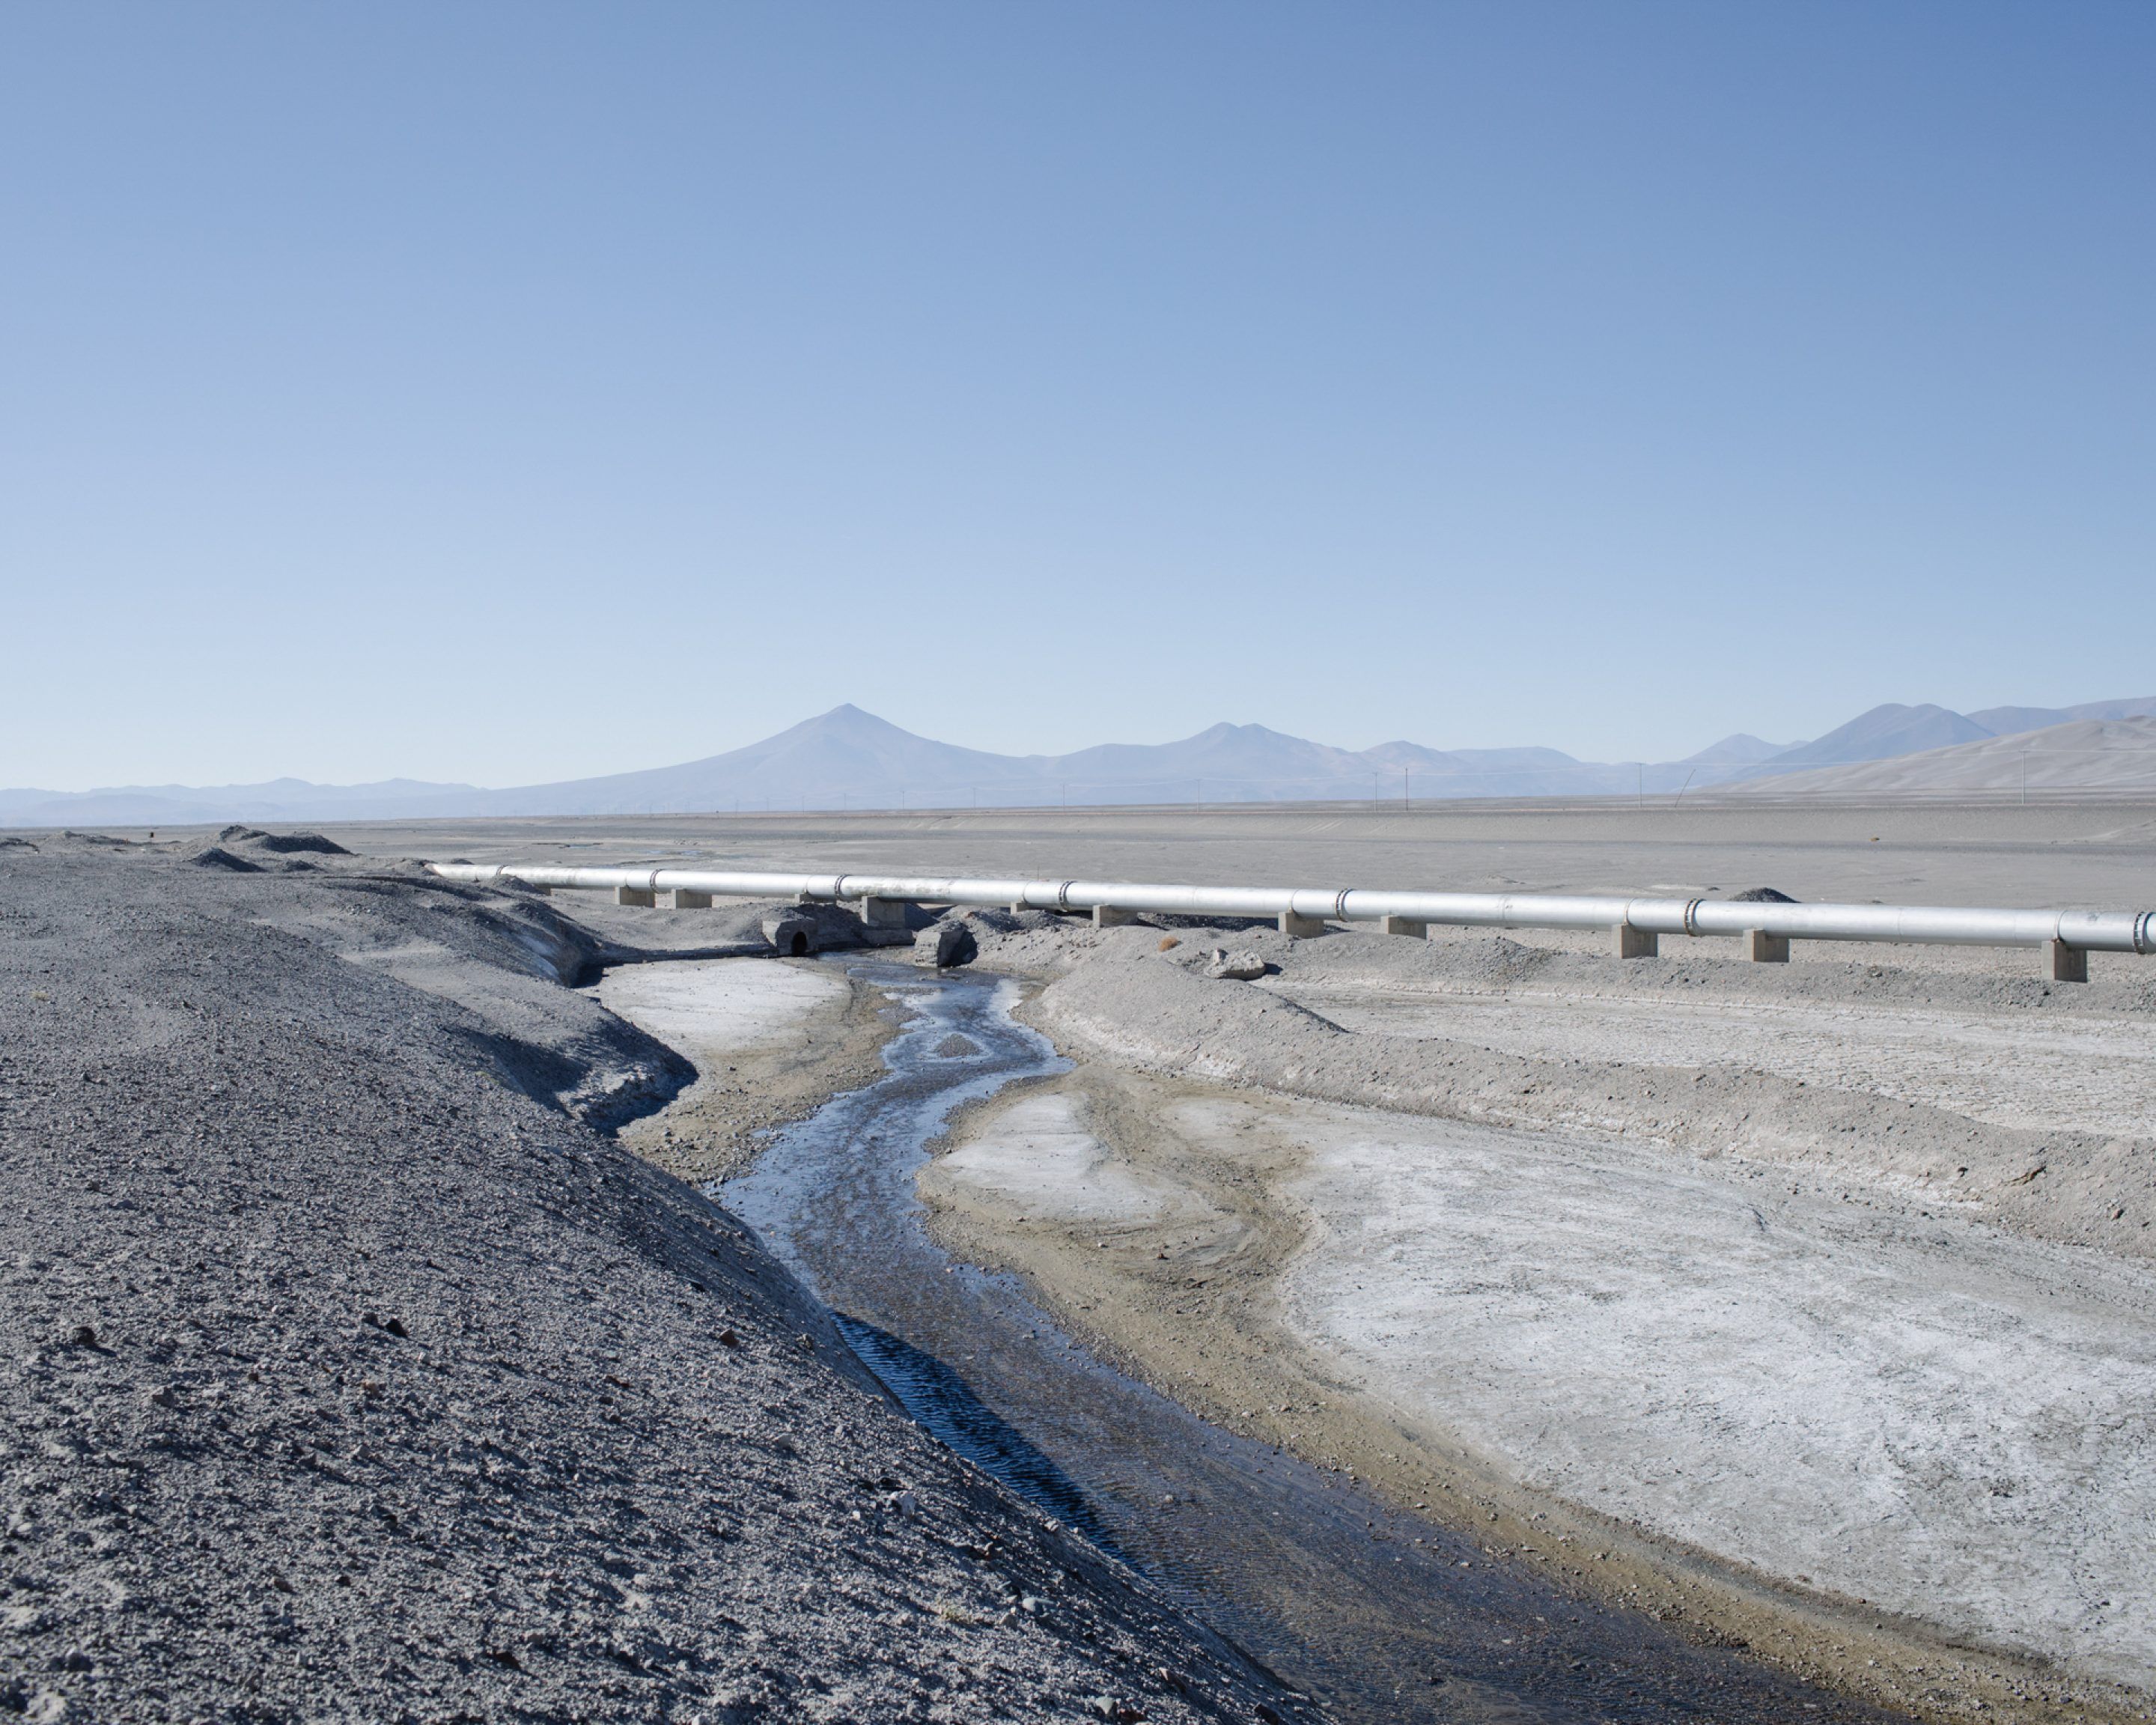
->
<box><xmin>1682</xmin><ymin>898</ymin><xmax>1706</xmax><ymax>937</ymax></box>
<box><xmin>1056</xmin><ymin>880</ymin><xmax>1077</xmax><ymax>913</ymax></box>
<box><xmin>1333</xmin><ymin>889</ymin><xmax>1353</xmax><ymax>920</ymax></box>
<box><xmin>2137</xmin><ymin>910</ymin><xmax>2155</xmax><ymax>957</ymax></box>
<box><xmin>831</xmin><ymin>876</ymin><xmax>853</xmax><ymax>903</ymax></box>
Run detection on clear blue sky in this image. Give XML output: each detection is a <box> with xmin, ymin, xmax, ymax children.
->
<box><xmin>3</xmin><ymin>3</ymin><xmax>2150</xmax><ymax>790</ymax></box>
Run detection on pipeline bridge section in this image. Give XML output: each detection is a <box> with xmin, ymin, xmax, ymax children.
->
<box><xmin>427</xmin><ymin>862</ymin><xmax>2156</xmax><ymax>983</ymax></box>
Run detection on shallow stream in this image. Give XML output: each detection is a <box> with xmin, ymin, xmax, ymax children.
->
<box><xmin>719</xmin><ymin>958</ymin><xmax>1895</xmax><ymax>1725</ymax></box>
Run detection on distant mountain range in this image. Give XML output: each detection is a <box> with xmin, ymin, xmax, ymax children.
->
<box><xmin>1734</xmin><ymin>715</ymin><xmax>2156</xmax><ymax>799</ymax></box>
<box><xmin>6</xmin><ymin>696</ymin><xmax>2156</xmax><ymax>827</ymax></box>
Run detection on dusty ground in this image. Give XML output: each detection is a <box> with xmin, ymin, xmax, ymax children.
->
<box><xmin>0</xmin><ymin>830</ymin><xmax>1300</xmax><ymax>1724</ymax></box>
<box><xmin>76</xmin><ymin>803</ymin><xmax>2156</xmax><ymax>1721</ymax></box>
<box><xmin>319</xmin><ymin>797</ymin><xmax>2156</xmax><ymax>917</ymax></box>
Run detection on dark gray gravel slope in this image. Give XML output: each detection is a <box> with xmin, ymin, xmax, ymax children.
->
<box><xmin>0</xmin><ymin>834</ymin><xmax>1289</xmax><ymax>1724</ymax></box>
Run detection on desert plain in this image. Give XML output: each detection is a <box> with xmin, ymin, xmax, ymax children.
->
<box><xmin>7</xmin><ymin>796</ymin><xmax>2154</xmax><ymax>1724</ymax></box>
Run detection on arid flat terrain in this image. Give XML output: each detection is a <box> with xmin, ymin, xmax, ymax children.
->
<box><xmin>377</xmin><ymin>800</ymin><xmax>2156</xmax><ymax>1723</ymax></box>
<box><xmin>16</xmin><ymin>802</ymin><xmax>2155</xmax><ymax>1724</ymax></box>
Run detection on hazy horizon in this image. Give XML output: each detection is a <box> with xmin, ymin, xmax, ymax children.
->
<box><xmin>9</xmin><ymin>696</ymin><xmax>2155</xmax><ymax>825</ymax></box>
<box><xmin>4</xmin><ymin>4</ymin><xmax>2151</xmax><ymax>788</ymax></box>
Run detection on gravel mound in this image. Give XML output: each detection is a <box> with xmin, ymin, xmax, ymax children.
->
<box><xmin>0</xmin><ymin>846</ymin><xmax>1291</xmax><ymax>1724</ymax></box>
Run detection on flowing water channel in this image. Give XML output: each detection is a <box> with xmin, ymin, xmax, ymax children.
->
<box><xmin>717</xmin><ymin>958</ymin><xmax>1898</xmax><ymax>1725</ymax></box>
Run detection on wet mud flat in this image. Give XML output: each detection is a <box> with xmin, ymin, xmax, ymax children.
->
<box><xmin>716</xmin><ymin>959</ymin><xmax>1899</xmax><ymax>1725</ymax></box>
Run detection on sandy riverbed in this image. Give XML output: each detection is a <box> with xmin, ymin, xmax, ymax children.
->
<box><xmin>913</xmin><ymin>917</ymin><xmax>2156</xmax><ymax>1724</ymax></box>
<box><xmin>326</xmin><ymin>804</ymin><xmax>2156</xmax><ymax>1720</ymax></box>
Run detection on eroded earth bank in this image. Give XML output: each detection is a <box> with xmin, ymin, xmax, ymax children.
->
<box><xmin>900</xmin><ymin>907</ymin><xmax>2156</xmax><ymax>1725</ymax></box>
<box><xmin>0</xmin><ymin>833</ymin><xmax>1301</xmax><ymax>1724</ymax></box>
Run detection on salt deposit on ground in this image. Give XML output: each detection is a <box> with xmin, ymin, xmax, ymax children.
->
<box><xmin>598</xmin><ymin>954</ymin><xmax>847</xmax><ymax>1052</ymax></box>
<box><xmin>920</xmin><ymin>1092</ymin><xmax>1195</xmax><ymax>1224</ymax></box>
<box><xmin>1261</xmin><ymin>1094</ymin><xmax>2156</xmax><ymax>1688</ymax></box>
<box><xmin>594</xmin><ymin>955</ymin><xmax>893</xmax><ymax>1183</ymax></box>
<box><xmin>931</xmin><ymin>1055</ymin><xmax>2156</xmax><ymax>1718</ymax></box>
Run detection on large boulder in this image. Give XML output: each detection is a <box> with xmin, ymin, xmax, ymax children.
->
<box><xmin>1205</xmin><ymin>947</ymin><xmax>1270</xmax><ymax>981</ymax></box>
<box><xmin>915</xmin><ymin>919</ymin><xmax>979</xmax><ymax>970</ymax></box>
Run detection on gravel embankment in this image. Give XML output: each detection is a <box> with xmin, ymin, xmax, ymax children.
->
<box><xmin>0</xmin><ymin>833</ymin><xmax>1292</xmax><ymax>1724</ymax></box>
<box><xmin>1017</xmin><ymin>920</ymin><xmax>2156</xmax><ymax>1259</ymax></box>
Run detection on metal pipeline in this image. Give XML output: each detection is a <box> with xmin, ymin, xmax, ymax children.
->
<box><xmin>426</xmin><ymin>862</ymin><xmax>2156</xmax><ymax>956</ymax></box>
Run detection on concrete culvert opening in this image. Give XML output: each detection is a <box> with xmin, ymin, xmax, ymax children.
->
<box><xmin>760</xmin><ymin>910</ymin><xmax>821</xmax><ymax>956</ymax></box>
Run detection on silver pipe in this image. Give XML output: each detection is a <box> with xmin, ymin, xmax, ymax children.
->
<box><xmin>427</xmin><ymin>862</ymin><xmax>2156</xmax><ymax>955</ymax></box>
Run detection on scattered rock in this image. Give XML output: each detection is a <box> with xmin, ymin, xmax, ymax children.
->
<box><xmin>1205</xmin><ymin>949</ymin><xmax>1268</xmax><ymax>981</ymax></box>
